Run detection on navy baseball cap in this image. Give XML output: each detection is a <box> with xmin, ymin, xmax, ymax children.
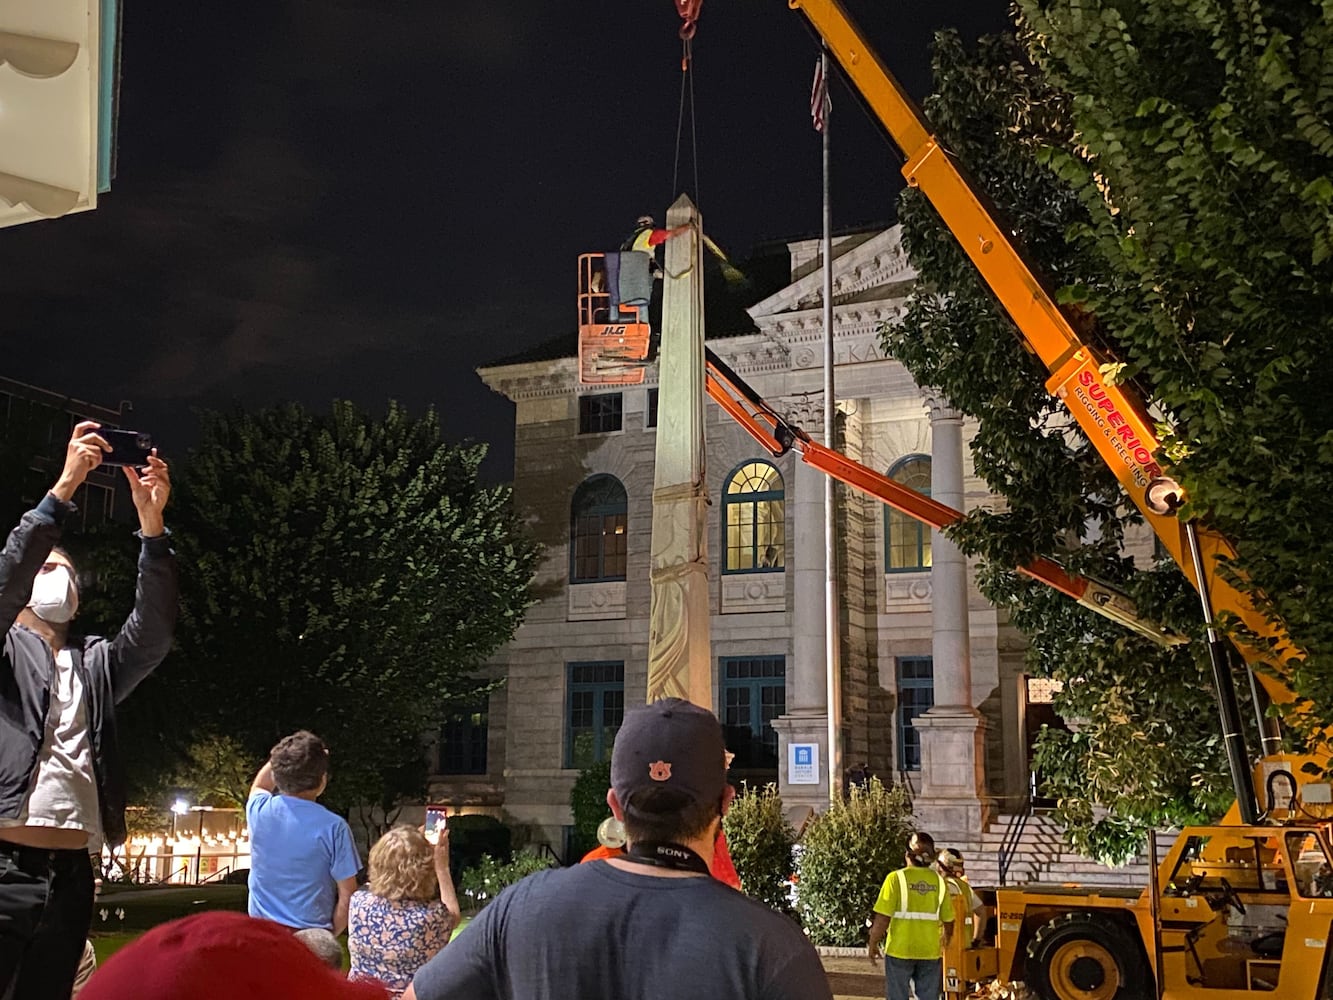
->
<box><xmin>611</xmin><ymin>698</ymin><xmax>728</xmax><ymax>819</ymax></box>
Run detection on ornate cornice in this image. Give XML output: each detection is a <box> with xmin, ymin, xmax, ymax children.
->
<box><xmin>750</xmin><ymin>225</ymin><xmax>917</xmax><ymax>321</ymax></box>
<box><xmin>771</xmin><ymin>392</ymin><xmax>826</xmax><ymax>433</ymax></box>
<box><xmin>477</xmin><ymin>358</ymin><xmax>583</xmax><ymax>402</ymax></box>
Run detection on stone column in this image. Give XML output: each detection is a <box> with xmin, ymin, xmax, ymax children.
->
<box><xmin>912</xmin><ymin>395</ymin><xmax>992</xmax><ymax>834</ymax></box>
<box><xmin>772</xmin><ymin>399</ymin><xmax>831</xmax><ymax>819</ymax></box>
<box><xmin>646</xmin><ymin>194</ymin><xmax>712</xmax><ymax>709</ymax></box>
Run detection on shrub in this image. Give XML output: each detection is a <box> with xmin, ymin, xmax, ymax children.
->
<box><xmin>444</xmin><ymin>814</ymin><xmax>512</xmax><ymax>883</ymax></box>
<box><xmin>722</xmin><ymin>783</ymin><xmax>796</xmax><ymax>914</ymax></box>
<box><xmin>795</xmin><ymin>778</ymin><xmax>914</xmax><ymax>946</ymax></box>
<box><xmin>568</xmin><ymin>757</ymin><xmax>612</xmax><ymax>861</ymax></box>
<box><xmin>458</xmin><ymin>852</ymin><xmax>555</xmax><ymax>912</ymax></box>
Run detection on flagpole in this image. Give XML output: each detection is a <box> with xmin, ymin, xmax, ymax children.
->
<box><xmin>820</xmin><ymin>44</ymin><xmax>843</xmax><ymax>806</ymax></box>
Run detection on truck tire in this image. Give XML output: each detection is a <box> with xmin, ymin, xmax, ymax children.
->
<box><xmin>1025</xmin><ymin>912</ymin><xmax>1151</xmax><ymax>1000</ymax></box>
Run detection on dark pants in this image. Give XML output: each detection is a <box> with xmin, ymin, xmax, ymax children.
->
<box><xmin>0</xmin><ymin>841</ymin><xmax>95</xmax><ymax>1000</ymax></box>
<box><xmin>885</xmin><ymin>954</ymin><xmax>942</xmax><ymax>1000</ymax></box>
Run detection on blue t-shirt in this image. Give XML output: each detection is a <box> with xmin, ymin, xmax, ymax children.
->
<box><xmin>246</xmin><ymin>790</ymin><xmax>361</xmax><ymax>930</ymax></box>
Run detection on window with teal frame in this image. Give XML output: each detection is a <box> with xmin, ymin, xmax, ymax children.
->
<box><xmin>722</xmin><ymin>461</ymin><xmax>785</xmax><ymax>573</ymax></box>
<box><xmin>896</xmin><ymin>656</ymin><xmax>934</xmax><ymax>771</ymax></box>
<box><xmin>565</xmin><ymin>662</ymin><xmax>624</xmax><ymax>768</ymax></box>
<box><xmin>570</xmin><ymin>475</ymin><xmax>628</xmax><ymax>582</ymax></box>
<box><xmin>884</xmin><ymin>454</ymin><xmax>932</xmax><ymax>572</ymax></box>
<box><xmin>720</xmin><ymin>656</ymin><xmax>786</xmax><ymax>770</ymax></box>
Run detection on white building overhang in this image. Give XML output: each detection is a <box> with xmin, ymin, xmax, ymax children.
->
<box><xmin>1</xmin><ymin>0</ymin><xmax>118</xmax><ymax>229</ymax></box>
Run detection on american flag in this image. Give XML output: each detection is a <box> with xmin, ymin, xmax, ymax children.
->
<box><xmin>810</xmin><ymin>57</ymin><xmax>830</xmax><ymax>133</ymax></box>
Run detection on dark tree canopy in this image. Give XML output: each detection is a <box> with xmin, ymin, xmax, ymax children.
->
<box><xmin>125</xmin><ymin>400</ymin><xmax>539</xmax><ymax>813</ymax></box>
<box><xmin>883</xmin><ymin>5</ymin><xmax>1333</xmax><ymax>859</ymax></box>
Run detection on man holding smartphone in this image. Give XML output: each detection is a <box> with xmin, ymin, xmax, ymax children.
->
<box><xmin>0</xmin><ymin>421</ymin><xmax>177</xmax><ymax>1000</ymax></box>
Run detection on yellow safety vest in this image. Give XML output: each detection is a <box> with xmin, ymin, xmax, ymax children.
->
<box><xmin>629</xmin><ymin>227</ymin><xmax>657</xmax><ymax>254</ymax></box>
<box><xmin>875</xmin><ymin>866</ymin><xmax>952</xmax><ymax>961</ymax></box>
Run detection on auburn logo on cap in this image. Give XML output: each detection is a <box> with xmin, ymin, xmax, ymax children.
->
<box><xmin>648</xmin><ymin>760</ymin><xmax>672</xmax><ymax>781</ymax></box>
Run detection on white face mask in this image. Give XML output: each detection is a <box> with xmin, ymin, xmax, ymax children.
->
<box><xmin>28</xmin><ymin>565</ymin><xmax>78</xmax><ymax>624</ymax></box>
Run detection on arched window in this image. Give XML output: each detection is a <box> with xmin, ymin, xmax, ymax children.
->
<box><xmin>885</xmin><ymin>454</ymin><xmax>932</xmax><ymax>572</ymax></box>
<box><xmin>723</xmin><ymin>461</ymin><xmax>785</xmax><ymax>573</ymax></box>
<box><xmin>570</xmin><ymin>475</ymin><xmax>628</xmax><ymax>583</ymax></box>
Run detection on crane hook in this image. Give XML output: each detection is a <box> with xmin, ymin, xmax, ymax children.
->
<box><xmin>676</xmin><ymin>0</ymin><xmax>703</xmax><ymax>40</ymax></box>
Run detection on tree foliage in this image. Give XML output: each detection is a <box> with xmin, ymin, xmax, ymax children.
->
<box><xmin>458</xmin><ymin>853</ymin><xmax>554</xmax><ymax>913</ymax></box>
<box><xmin>795</xmin><ymin>779</ymin><xmax>913</xmax><ymax>945</ymax></box>
<box><xmin>1013</xmin><ymin>0</ymin><xmax>1333</xmax><ymax>721</ymax></box>
<box><xmin>880</xmin><ymin>19</ymin><xmax>1333</xmax><ymax>858</ymax></box>
<box><xmin>139</xmin><ymin>400</ymin><xmax>539</xmax><ymax>814</ymax></box>
<box><xmin>569</xmin><ymin>756</ymin><xmax>613</xmax><ymax>857</ymax></box>
<box><xmin>722</xmin><ymin>783</ymin><xmax>797</xmax><ymax>915</ymax></box>
<box><xmin>168</xmin><ymin>734</ymin><xmax>254</xmax><ymax>808</ymax></box>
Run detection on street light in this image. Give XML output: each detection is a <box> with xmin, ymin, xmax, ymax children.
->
<box><xmin>170</xmin><ymin>799</ymin><xmax>189</xmax><ymax>838</ymax></box>
<box><xmin>168</xmin><ymin>799</ymin><xmax>191</xmax><ymax>883</ymax></box>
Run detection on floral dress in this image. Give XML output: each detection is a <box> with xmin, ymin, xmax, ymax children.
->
<box><xmin>348</xmin><ymin>889</ymin><xmax>452</xmax><ymax>998</ymax></box>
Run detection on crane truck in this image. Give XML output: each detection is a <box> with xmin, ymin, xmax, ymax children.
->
<box><xmin>574</xmin><ymin>0</ymin><xmax>1333</xmax><ymax>996</ymax></box>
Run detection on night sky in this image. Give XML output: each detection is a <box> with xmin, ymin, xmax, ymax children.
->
<box><xmin>2</xmin><ymin>0</ymin><xmax>1009</xmax><ymax>480</ymax></box>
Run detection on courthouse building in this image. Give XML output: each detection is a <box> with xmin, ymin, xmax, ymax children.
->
<box><xmin>431</xmin><ymin>225</ymin><xmax>1066</xmax><ymax>857</ymax></box>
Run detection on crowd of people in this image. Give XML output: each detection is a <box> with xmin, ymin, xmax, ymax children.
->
<box><xmin>72</xmin><ymin>699</ymin><xmax>830</xmax><ymax>1000</ymax></box>
<box><xmin>0</xmin><ymin>422</ymin><xmax>975</xmax><ymax>1000</ymax></box>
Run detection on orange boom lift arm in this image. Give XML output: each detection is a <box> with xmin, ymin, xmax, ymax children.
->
<box><xmin>703</xmin><ymin>348</ymin><xmax>1181</xmax><ymax>646</ymax></box>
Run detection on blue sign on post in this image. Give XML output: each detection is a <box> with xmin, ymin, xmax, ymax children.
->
<box><xmin>788</xmin><ymin>743</ymin><xmax>819</xmax><ymax>785</ymax></box>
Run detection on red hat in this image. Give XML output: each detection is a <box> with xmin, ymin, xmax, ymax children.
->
<box><xmin>81</xmin><ymin>911</ymin><xmax>388</xmax><ymax>1000</ymax></box>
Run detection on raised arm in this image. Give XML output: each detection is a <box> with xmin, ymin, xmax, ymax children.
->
<box><xmin>249</xmin><ymin>762</ymin><xmax>276</xmax><ymax>800</ymax></box>
<box><xmin>0</xmin><ymin>496</ymin><xmax>67</xmax><ymax>634</ymax></box>
<box><xmin>106</xmin><ymin>451</ymin><xmax>178</xmax><ymax>703</ymax></box>
<box><xmin>433</xmin><ymin>831</ymin><xmax>462</xmax><ymax>933</ymax></box>
<box><xmin>0</xmin><ymin>422</ymin><xmax>107</xmax><ymax>632</ymax></box>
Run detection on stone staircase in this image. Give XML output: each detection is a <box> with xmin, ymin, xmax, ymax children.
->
<box><xmin>951</xmin><ymin>811</ymin><xmax>1155</xmax><ymax>890</ymax></box>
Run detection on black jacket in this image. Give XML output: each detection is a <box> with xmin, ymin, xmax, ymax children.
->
<box><xmin>0</xmin><ymin>494</ymin><xmax>178</xmax><ymax>847</ymax></box>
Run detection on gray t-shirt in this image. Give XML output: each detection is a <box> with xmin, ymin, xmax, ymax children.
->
<box><xmin>412</xmin><ymin>861</ymin><xmax>832</xmax><ymax>1000</ymax></box>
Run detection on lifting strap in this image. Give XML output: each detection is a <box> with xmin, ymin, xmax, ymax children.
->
<box><xmin>672</xmin><ymin>5</ymin><xmax>700</xmax><ymax>204</ymax></box>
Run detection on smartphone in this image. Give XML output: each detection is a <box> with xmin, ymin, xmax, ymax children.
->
<box><xmin>98</xmin><ymin>429</ymin><xmax>153</xmax><ymax>467</ymax></box>
<box><xmin>424</xmin><ymin>806</ymin><xmax>448</xmax><ymax>845</ymax></box>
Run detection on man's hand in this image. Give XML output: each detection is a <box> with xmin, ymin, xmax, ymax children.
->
<box><xmin>124</xmin><ymin>449</ymin><xmax>170</xmax><ymax>537</ymax></box>
<box><xmin>867</xmin><ymin>913</ymin><xmax>891</xmax><ymax>965</ymax></box>
<box><xmin>51</xmin><ymin>421</ymin><xmax>110</xmax><ymax>502</ymax></box>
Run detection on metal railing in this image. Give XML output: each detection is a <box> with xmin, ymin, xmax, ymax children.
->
<box><xmin>997</xmin><ymin>779</ymin><xmax>1036</xmax><ymax>887</ymax></box>
<box><xmin>536</xmin><ymin>843</ymin><xmax>565</xmax><ymax>868</ymax></box>
<box><xmin>199</xmin><ymin>865</ymin><xmax>234</xmax><ymax>885</ymax></box>
<box><xmin>895</xmin><ymin>768</ymin><xmax>917</xmax><ymax>808</ymax></box>
<box><xmin>155</xmin><ymin>863</ymin><xmax>191</xmax><ymax>886</ymax></box>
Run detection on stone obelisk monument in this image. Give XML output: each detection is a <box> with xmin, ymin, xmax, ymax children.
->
<box><xmin>646</xmin><ymin>194</ymin><xmax>710</xmax><ymax>707</ymax></box>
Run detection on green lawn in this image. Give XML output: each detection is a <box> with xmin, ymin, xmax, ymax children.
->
<box><xmin>89</xmin><ymin>932</ymin><xmax>139</xmax><ymax>966</ymax></box>
<box><xmin>89</xmin><ymin>889</ymin><xmax>471</xmax><ymax>969</ymax></box>
<box><xmin>93</xmin><ymin>884</ymin><xmax>248</xmax><ymax>932</ymax></box>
